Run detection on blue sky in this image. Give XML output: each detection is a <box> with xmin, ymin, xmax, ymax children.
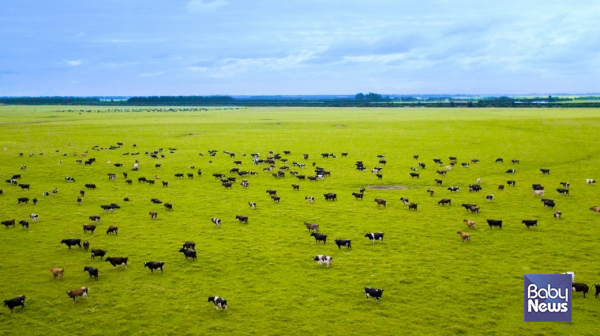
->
<box><xmin>1</xmin><ymin>0</ymin><xmax>599</xmax><ymax>96</ymax></box>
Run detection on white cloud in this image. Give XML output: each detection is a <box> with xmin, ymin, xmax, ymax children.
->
<box><xmin>65</xmin><ymin>60</ymin><xmax>82</xmax><ymax>66</ymax></box>
<box><xmin>187</xmin><ymin>0</ymin><xmax>226</xmax><ymax>13</ymax></box>
<box><xmin>140</xmin><ymin>71</ymin><xmax>166</xmax><ymax>77</ymax></box>
<box><xmin>188</xmin><ymin>66</ymin><xmax>208</xmax><ymax>72</ymax></box>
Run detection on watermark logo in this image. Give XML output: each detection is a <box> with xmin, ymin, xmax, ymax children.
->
<box><xmin>524</xmin><ymin>274</ymin><xmax>571</xmax><ymax>322</ymax></box>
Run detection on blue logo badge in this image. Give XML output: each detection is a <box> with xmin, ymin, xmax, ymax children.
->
<box><xmin>524</xmin><ymin>274</ymin><xmax>572</xmax><ymax>322</ymax></box>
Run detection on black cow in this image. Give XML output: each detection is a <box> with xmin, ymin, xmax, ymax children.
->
<box><xmin>486</xmin><ymin>219</ymin><xmax>502</xmax><ymax>229</ymax></box>
<box><xmin>83</xmin><ymin>240</ymin><xmax>89</xmax><ymax>250</ymax></box>
<box><xmin>61</xmin><ymin>239</ymin><xmax>82</xmax><ymax>249</ymax></box>
<box><xmin>410</xmin><ymin>173</ymin><xmax>419</xmax><ymax>178</ymax></box>
<box><xmin>595</xmin><ymin>284</ymin><xmax>600</xmax><ymax>298</ymax></box>
<box><xmin>101</xmin><ymin>205</ymin><xmax>114</xmax><ymax>212</ymax></box>
<box><xmin>89</xmin><ymin>215</ymin><xmax>100</xmax><ymax>222</ymax></box>
<box><xmin>365</xmin><ymin>288</ymin><xmax>384</xmax><ymax>301</ymax></box>
<box><xmin>540</xmin><ymin>169</ymin><xmax>550</xmax><ymax>174</ymax></box>
<box><xmin>334</xmin><ymin>239</ymin><xmax>351</xmax><ymax>249</ymax></box>
<box><xmin>3</xmin><ymin>295</ymin><xmax>25</xmax><ymax>313</ymax></box>
<box><xmin>18</xmin><ymin>197</ymin><xmax>29</xmax><ymax>204</ymax></box>
<box><xmin>560</xmin><ymin>182</ymin><xmax>570</xmax><ymax>188</ymax></box>
<box><xmin>324</xmin><ymin>193</ymin><xmax>337</xmax><ymax>201</ymax></box>
<box><xmin>352</xmin><ymin>192</ymin><xmax>364</xmax><ymax>199</ymax></box>
<box><xmin>91</xmin><ymin>249</ymin><xmax>106</xmax><ymax>260</ymax></box>
<box><xmin>106</xmin><ymin>226</ymin><xmax>118</xmax><ymax>235</ymax></box>
<box><xmin>522</xmin><ymin>220</ymin><xmax>538</xmax><ymax>228</ymax></box>
<box><xmin>310</xmin><ymin>233</ymin><xmax>327</xmax><ymax>244</ymax></box>
<box><xmin>182</xmin><ymin>241</ymin><xmax>196</xmax><ymax>250</ymax></box>
<box><xmin>83</xmin><ymin>266</ymin><xmax>99</xmax><ymax>280</ymax></box>
<box><xmin>236</xmin><ymin>215</ymin><xmax>248</xmax><ymax>223</ymax></box>
<box><xmin>438</xmin><ymin>199</ymin><xmax>451</xmax><ymax>205</ymax></box>
<box><xmin>542</xmin><ymin>199</ymin><xmax>556</xmax><ymax>208</ymax></box>
<box><xmin>557</xmin><ymin>188</ymin><xmax>569</xmax><ymax>195</ymax></box>
<box><xmin>84</xmin><ymin>184</ymin><xmax>96</xmax><ymax>189</ymax></box>
<box><xmin>105</xmin><ymin>257</ymin><xmax>128</xmax><ymax>269</ymax></box>
<box><xmin>1</xmin><ymin>219</ymin><xmax>15</xmax><ymax>228</ymax></box>
<box><xmin>179</xmin><ymin>248</ymin><xmax>197</xmax><ymax>260</ymax></box>
<box><xmin>83</xmin><ymin>224</ymin><xmax>97</xmax><ymax>233</ymax></box>
<box><xmin>19</xmin><ymin>220</ymin><xmax>29</xmax><ymax>229</ymax></box>
<box><xmin>164</xmin><ymin>203</ymin><xmax>173</xmax><ymax>210</ymax></box>
<box><xmin>144</xmin><ymin>262</ymin><xmax>165</xmax><ymax>273</ymax></box>
<box><xmin>495</xmin><ymin>158</ymin><xmax>503</xmax><ymax>163</ymax></box>
<box><xmin>572</xmin><ymin>283</ymin><xmax>589</xmax><ymax>298</ymax></box>
<box><xmin>18</xmin><ymin>184</ymin><xmax>30</xmax><ymax>190</ymax></box>
<box><xmin>506</xmin><ymin>169</ymin><xmax>515</xmax><ymax>174</ymax></box>
<box><xmin>365</xmin><ymin>232</ymin><xmax>384</xmax><ymax>243</ymax></box>
<box><xmin>507</xmin><ymin>180</ymin><xmax>516</xmax><ymax>186</ymax></box>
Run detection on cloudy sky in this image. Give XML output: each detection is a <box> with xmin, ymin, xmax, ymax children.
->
<box><xmin>1</xmin><ymin>0</ymin><xmax>599</xmax><ymax>96</ymax></box>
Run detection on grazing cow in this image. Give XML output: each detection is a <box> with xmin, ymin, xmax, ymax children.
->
<box><xmin>485</xmin><ymin>194</ymin><xmax>494</xmax><ymax>201</ymax></box>
<box><xmin>365</xmin><ymin>232</ymin><xmax>384</xmax><ymax>243</ymax></box>
<box><xmin>114</xmin><ymin>163</ymin><xmax>123</xmax><ymax>168</ymax></box>
<box><xmin>498</xmin><ymin>185</ymin><xmax>504</xmax><ymax>190</ymax></box>
<box><xmin>486</xmin><ymin>219</ymin><xmax>502</xmax><ymax>229</ymax></box>
<box><xmin>507</xmin><ymin>180</ymin><xmax>516</xmax><ymax>186</ymax></box>
<box><xmin>464</xmin><ymin>219</ymin><xmax>476</xmax><ymax>229</ymax></box>
<box><xmin>457</xmin><ymin>231</ymin><xmax>471</xmax><ymax>242</ymax></box>
<box><xmin>162</xmin><ymin>181</ymin><xmax>168</xmax><ymax>187</ymax></box>
<box><xmin>590</xmin><ymin>206</ymin><xmax>600</xmax><ymax>213</ymax></box>
<box><xmin>235</xmin><ymin>215</ymin><xmax>248</xmax><ymax>224</ymax></box>
<box><xmin>266</xmin><ymin>189</ymin><xmax>277</xmax><ymax>195</ymax></box>
<box><xmin>427</xmin><ymin>190</ymin><xmax>434</xmax><ymax>196</ymax></box>
<box><xmin>334</xmin><ymin>239</ymin><xmax>352</xmax><ymax>249</ymax></box>
<box><xmin>352</xmin><ymin>192</ymin><xmax>364</xmax><ymax>199</ymax></box>
<box><xmin>540</xmin><ymin>169</ymin><xmax>550</xmax><ymax>174</ymax></box>
<box><xmin>61</xmin><ymin>239</ymin><xmax>82</xmax><ymax>249</ymax></box>
<box><xmin>495</xmin><ymin>158</ymin><xmax>503</xmax><ymax>163</ymax></box>
<box><xmin>89</xmin><ymin>215</ymin><xmax>100</xmax><ymax>222</ymax></box>
<box><xmin>50</xmin><ymin>267</ymin><xmax>64</xmax><ymax>279</ymax></box>
<box><xmin>374</xmin><ymin>198</ymin><xmax>386</xmax><ymax>207</ymax></box>
<box><xmin>208</xmin><ymin>296</ymin><xmax>228</xmax><ymax>310</ymax></box>
<box><xmin>212</xmin><ymin>218</ymin><xmax>222</xmax><ymax>227</ymax></box>
<box><xmin>469</xmin><ymin>185</ymin><xmax>482</xmax><ymax>192</ymax></box>
<box><xmin>84</xmin><ymin>184</ymin><xmax>96</xmax><ymax>189</ymax></box>
<box><xmin>324</xmin><ymin>193</ymin><xmax>337</xmax><ymax>201</ymax></box>
<box><xmin>271</xmin><ymin>195</ymin><xmax>281</xmax><ymax>202</ymax></box>
<box><xmin>105</xmin><ymin>257</ymin><xmax>128</xmax><ymax>269</ymax></box>
<box><xmin>586</xmin><ymin>179</ymin><xmax>595</xmax><ymax>184</ymax></box>
<box><xmin>151</xmin><ymin>198</ymin><xmax>162</xmax><ymax>204</ymax></box>
<box><xmin>300</xmin><ymin>222</ymin><xmax>319</xmax><ymax>233</ymax></box>
<box><xmin>42</xmin><ymin>191</ymin><xmax>49</xmax><ymax>196</ymax></box>
<box><xmin>83</xmin><ymin>240</ymin><xmax>89</xmax><ymax>250</ymax></box>
<box><xmin>543</xmin><ymin>200</ymin><xmax>556</xmax><ymax>208</ymax></box>
<box><xmin>248</xmin><ymin>202</ymin><xmax>257</xmax><ymax>209</ymax></box>
<box><xmin>410</xmin><ymin>173</ymin><xmax>419</xmax><ymax>179</ymax></box>
<box><xmin>4</xmin><ymin>295</ymin><xmax>26</xmax><ymax>313</ymax></box>
<box><xmin>18</xmin><ymin>184</ymin><xmax>30</xmax><ymax>190</ymax></box>
<box><xmin>438</xmin><ymin>198</ymin><xmax>451</xmax><ymax>206</ymax></box>
<box><xmin>557</xmin><ymin>188</ymin><xmax>569</xmax><ymax>195</ymax></box>
<box><xmin>379</xmin><ymin>160</ymin><xmax>386</xmax><ymax>165</ymax></box>
<box><xmin>145</xmin><ymin>262</ymin><xmax>165</xmax><ymax>273</ymax></box>
<box><xmin>18</xmin><ymin>197</ymin><xmax>29</xmax><ymax>204</ymax></box>
<box><xmin>147</xmin><ymin>179</ymin><xmax>155</xmax><ymax>185</ymax></box>
<box><xmin>433</xmin><ymin>179</ymin><xmax>442</xmax><ymax>186</ymax></box>
<box><xmin>400</xmin><ymin>197</ymin><xmax>409</xmax><ymax>205</ymax></box>
<box><xmin>532</xmin><ymin>184</ymin><xmax>544</xmax><ymax>190</ymax></box>
<box><xmin>554</xmin><ymin>211</ymin><xmax>562</xmax><ymax>220</ymax></box>
<box><xmin>29</xmin><ymin>213</ymin><xmax>38</xmax><ymax>222</ymax></box>
<box><xmin>364</xmin><ymin>288</ymin><xmax>384</xmax><ymax>301</ymax></box>
<box><xmin>65</xmin><ymin>177</ymin><xmax>75</xmax><ymax>182</ymax></box>
<box><xmin>408</xmin><ymin>202</ymin><xmax>418</xmax><ymax>210</ymax></box>
<box><xmin>83</xmin><ymin>266</ymin><xmax>99</xmax><ymax>280</ymax></box>
<box><xmin>101</xmin><ymin>205</ymin><xmax>115</xmax><ymax>212</ymax></box>
<box><xmin>560</xmin><ymin>182</ymin><xmax>570</xmax><ymax>188</ymax></box>
<box><xmin>376</xmin><ymin>173</ymin><xmax>383</xmax><ymax>179</ymax></box>
<box><xmin>187</xmin><ymin>173</ymin><xmax>193</xmax><ymax>178</ymax></box>
<box><xmin>83</xmin><ymin>224</ymin><xmax>97</xmax><ymax>234</ymax></box>
<box><xmin>2</xmin><ymin>219</ymin><xmax>16</xmax><ymax>228</ymax></box>
<box><xmin>447</xmin><ymin>187</ymin><xmax>459</xmax><ymax>192</ymax></box>
<box><xmin>106</xmin><ymin>226</ymin><xmax>118</xmax><ymax>235</ymax></box>
<box><xmin>506</xmin><ymin>169</ymin><xmax>515</xmax><ymax>174</ymax></box>
<box><xmin>164</xmin><ymin>203</ymin><xmax>173</xmax><ymax>211</ymax></box>
<box><xmin>66</xmin><ymin>287</ymin><xmax>89</xmax><ymax>303</ymax></box>
<box><xmin>572</xmin><ymin>283</ymin><xmax>589</xmax><ymax>298</ymax></box>
<box><xmin>436</xmin><ymin>170</ymin><xmax>447</xmax><ymax>176</ymax></box>
<box><xmin>462</xmin><ymin>204</ymin><xmax>476</xmax><ymax>210</ymax></box>
<box><xmin>149</xmin><ymin>211</ymin><xmax>158</xmax><ymax>219</ymax></box>
<box><xmin>313</xmin><ymin>255</ymin><xmax>333</xmax><ymax>267</ymax></box>
<box><xmin>182</xmin><ymin>242</ymin><xmax>196</xmax><ymax>250</ymax></box>
<box><xmin>462</xmin><ymin>163</ymin><xmax>470</xmax><ymax>167</ymax></box>
<box><xmin>19</xmin><ymin>220</ymin><xmax>29</xmax><ymax>228</ymax></box>
<box><xmin>125</xmin><ymin>179</ymin><xmax>133</xmax><ymax>185</ymax></box>
<box><xmin>522</xmin><ymin>220</ymin><xmax>538</xmax><ymax>228</ymax></box>
<box><xmin>179</xmin><ymin>248</ymin><xmax>197</xmax><ymax>260</ymax></box>
<box><xmin>310</xmin><ymin>232</ymin><xmax>327</xmax><ymax>244</ymax></box>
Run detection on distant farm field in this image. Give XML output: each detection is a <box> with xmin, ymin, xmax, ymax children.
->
<box><xmin>1</xmin><ymin>106</ymin><xmax>600</xmax><ymax>335</ymax></box>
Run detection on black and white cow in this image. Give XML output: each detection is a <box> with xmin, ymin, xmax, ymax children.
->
<box><xmin>248</xmin><ymin>202</ymin><xmax>257</xmax><ymax>209</ymax></box>
<box><xmin>447</xmin><ymin>187</ymin><xmax>459</xmax><ymax>192</ymax></box>
<box><xmin>208</xmin><ymin>296</ymin><xmax>228</xmax><ymax>310</ymax></box>
<box><xmin>236</xmin><ymin>215</ymin><xmax>248</xmax><ymax>224</ymax></box>
<box><xmin>485</xmin><ymin>194</ymin><xmax>494</xmax><ymax>201</ymax></box>
<box><xmin>211</xmin><ymin>218</ymin><xmax>222</xmax><ymax>227</ymax></box>
<box><xmin>65</xmin><ymin>177</ymin><xmax>75</xmax><ymax>182</ymax></box>
<box><xmin>365</xmin><ymin>232</ymin><xmax>384</xmax><ymax>243</ymax></box>
<box><xmin>3</xmin><ymin>295</ymin><xmax>25</xmax><ymax>313</ymax></box>
<box><xmin>305</xmin><ymin>196</ymin><xmax>315</xmax><ymax>202</ymax></box>
<box><xmin>556</xmin><ymin>188</ymin><xmax>569</xmax><ymax>195</ymax></box>
<box><xmin>313</xmin><ymin>255</ymin><xmax>333</xmax><ymax>267</ymax></box>
<box><xmin>18</xmin><ymin>197</ymin><xmax>29</xmax><ymax>204</ymax></box>
<box><xmin>540</xmin><ymin>169</ymin><xmax>550</xmax><ymax>174</ymax></box>
<box><xmin>586</xmin><ymin>179</ymin><xmax>595</xmax><ymax>184</ymax></box>
<box><xmin>572</xmin><ymin>283</ymin><xmax>589</xmax><ymax>298</ymax></box>
<box><xmin>144</xmin><ymin>262</ymin><xmax>165</xmax><ymax>273</ymax></box>
<box><xmin>364</xmin><ymin>287</ymin><xmax>384</xmax><ymax>301</ymax></box>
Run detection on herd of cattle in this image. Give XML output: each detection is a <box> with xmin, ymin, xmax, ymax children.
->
<box><xmin>3</xmin><ymin>144</ymin><xmax>600</xmax><ymax>314</ymax></box>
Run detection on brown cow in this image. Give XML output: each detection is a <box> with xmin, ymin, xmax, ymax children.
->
<box><xmin>83</xmin><ymin>224</ymin><xmax>96</xmax><ymax>234</ymax></box>
<box><xmin>375</xmin><ymin>199</ymin><xmax>386</xmax><ymax>207</ymax></box>
<box><xmin>66</xmin><ymin>287</ymin><xmax>89</xmax><ymax>303</ymax></box>
<box><xmin>50</xmin><ymin>267</ymin><xmax>64</xmax><ymax>279</ymax></box>
<box><xmin>457</xmin><ymin>231</ymin><xmax>471</xmax><ymax>242</ymax></box>
<box><xmin>463</xmin><ymin>219</ymin><xmax>476</xmax><ymax>229</ymax></box>
<box><xmin>304</xmin><ymin>222</ymin><xmax>319</xmax><ymax>233</ymax></box>
<box><xmin>438</xmin><ymin>199</ymin><xmax>451</xmax><ymax>206</ymax></box>
<box><xmin>149</xmin><ymin>211</ymin><xmax>158</xmax><ymax>219</ymax></box>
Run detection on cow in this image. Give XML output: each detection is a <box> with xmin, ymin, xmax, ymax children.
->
<box><xmin>50</xmin><ymin>267</ymin><xmax>64</xmax><ymax>279</ymax></box>
<box><xmin>457</xmin><ymin>231</ymin><xmax>471</xmax><ymax>242</ymax></box>
<box><xmin>83</xmin><ymin>240</ymin><xmax>89</xmax><ymax>250</ymax></box>
<box><xmin>83</xmin><ymin>266</ymin><xmax>99</xmax><ymax>281</ymax></box>
<box><xmin>304</xmin><ymin>222</ymin><xmax>319</xmax><ymax>233</ymax></box>
<box><xmin>61</xmin><ymin>239</ymin><xmax>82</xmax><ymax>249</ymax></box>
<box><xmin>313</xmin><ymin>255</ymin><xmax>333</xmax><ymax>267</ymax></box>
<box><xmin>447</xmin><ymin>187</ymin><xmax>459</xmax><ymax>192</ymax></box>
<box><xmin>485</xmin><ymin>194</ymin><xmax>494</xmax><ymax>201</ymax></box>
<box><xmin>249</xmin><ymin>202</ymin><xmax>257</xmax><ymax>209</ymax></box>
<box><xmin>90</xmin><ymin>249</ymin><xmax>106</xmax><ymax>260</ymax></box>
<box><xmin>18</xmin><ymin>197</ymin><xmax>29</xmax><ymax>204</ymax></box>
<box><xmin>324</xmin><ymin>193</ymin><xmax>337</xmax><ymax>201</ymax></box>
<box><xmin>66</xmin><ymin>287</ymin><xmax>89</xmax><ymax>303</ymax></box>
<box><xmin>586</xmin><ymin>179</ymin><xmax>595</xmax><ymax>184</ymax></box>
<box><xmin>271</xmin><ymin>195</ymin><xmax>281</xmax><ymax>202</ymax></box>
<box><xmin>554</xmin><ymin>211</ymin><xmax>562</xmax><ymax>220</ymax></box>
<box><xmin>572</xmin><ymin>283</ymin><xmax>589</xmax><ymax>298</ymax></box>
<box><xmin>352</xmin><ymin>192</ymin><xmax>364</xmax><ymax>199</ymax></box>
<box><xmin>495</xmin><ymin>158</ymin><xmax>503</xmax><ymax>163</ymax></box>
<box><xmin>19</xmin><ymin>220</ymin><xmax>29</xmax><ymax>229</ymax></box>
<box><xmin>149</xmin><ymin>211</ymin><xmax>158</xmax><ymax>219</ymax></box>
<box><xmin>291</xmin><ymin>184</ymin><xmax>300</xmax><ymax>191</ymax></box>
<box><xmin>522</xmin><ymin>220</ymin><xmax>538</xmax><ymax>228</ymax></box>
<box><xmin>310</xmin><ymin>233</ymin><xmax>327</xmax><ymax>244</ymax></box>
<box><xmin>469</xmin><ymin>185</ymin><xmax>482</xmax><ymax>192</ymax></box>
<box><xmin>410</xmin><ymin>173</ymin><xmax>419</xmax><ymax>179</ymax></box>
<box><xmin>464</xmin><ymin>219</ymin><xmax>476</xmax><ymax>229</ymax></box>
<box><xmin>83</xmin><ymin>224</ymin><xmax>97</xmax><ymax>234</ymax></box>
<box><xmin>236</xmin><ymin>215</ymin><xmax>248</xmax><ymax>224</ymax></box>
<box><xmin>560</xmin><ymin>182</ymin><xmax>570</xmax><ymax>188</ymax></box>
<box><xmin>364</xmin><ymin>288</ymin><xmax>384</xmax><ymax>301</ymax></box>
<box><xmin>438</xmin><ymin>199</ymin><xmax>451</xmax><ymax>206</ymax></box>
<box><xmin>4</xmin><ymin>295</ymin><xmax>26</xmax><ymax>312</ymax></box>
<box><xmin>374</xmin><ymin>199</ymin><xmax>386</xmax><ymax>207</ymax></box>
<box><xmin>543</xmin><ymin>200</ymin><xmax>556</xmax><ymax>208</ymax></box>
<box><xmin>590</xmin><ymin>206</ymin><xmax>600</xmax><ymax>213</ymax></box>
<box><xmin>365</xmin><ymin>232</ymin><xmax>384</xmax><ymax>243</ymax></box>
<box><xmin>179</xmin><ymin>248</ymin><xmax>197</xmax><ymax>260</ymax></box>
<box><xmin>101</xmin><ymin>205</ymin><xmax>115</xmax><ymax>212</ymax></box>
<box><xmin>266</xmin><ymin>190</ymin><xmax>277</xmax><ymax>195</ymax></box>
<box><xmin>163</xmin><ymin>203</ymin><xmax>173</xmax><ymax>211</ymax></box>
<box><xmin>557</xmin><ymin>188</ymin><xmax>569</xmax><ymax>195</ymax></box>
<box><xmin>507</xmin><ymin>180</ymin><xmax>516</xmax><ymax>186</ymax></box>
<box><xmin>1</xmin><ymin>219</ymin><xmax>15</xmax><ymax>228</ymax></box>
<box><xmin>208</xmin><ymin>296</ymin><xmax>228</xmax><ymax>310</ymax></box>
<box><xmin>334</xmin><ymin>239</ymin><xmax>352</xmax><ymax>249</ymax></box>
<box><xmin>144</xmin><ymin>262</ymin><xmax>165</xmax><ymax>273</ymax></box>
<box><xmin>84</xmin><ymin>184</ymin><xmax>96</xmax><ymax>189</ymax></box>
<box><xmin>106</xmin><ymin>226</ymin><xmax>118</xmax><ymax>235</ymax></box>
<box><xmin>18</xmin><ymin>184</ymin><xmax>30</xmax><ymax>190</ymax></box>
<box><xmin>486</xmin><ymin>219</ymin><xmax>502</xmax><ymax>229</ymax></box>
<box><xmin>65</xmin><ymin>177</ymin><xmax>76</xmax><ymax>182</ymax></box>
<box><xmin>182</xmin><ymin>242</ymin><xmax>196</xmax><ymax>250</ymax></box>
<box><xmin>462</xmin><ymin>163</ymin><xmax>470</xmax><ymax>167</ymax></box>
<box><xmin>540</xmin><ymin>169</ymin><xmax>550</xmax><ymax>174</ymax></box>
<box><xmin>498</xmin><ymin>185</ymin><xmax>504</xmax><ymax>190</ymax></box>
<box><xmin>105</xmin><ymin>257</ymin><xmax>128</xmax><ymax>269</ymax></box>
<box><xmin>506</xmin><ymin>169</ymin><xmax>515</xmax><ymax>174</ymax></box>
<box><xmin>436</xmin><ymin>170</ymin><xmax>447</xmax><ymax>176</ymax></box>
<box><xmin>151</xmin><ymin>198</ymin><xmax>162</xmax><ymax>204</ymax></box>
<box><xmin>212</xmin><ymin>218</ymin><xmax>222</xmax><ymax>227</ymax></box>
<box><xmin>408</xmin><ymin>202</ymin><xmax>418</xmax><ymax>210</ymax></box>
<box><xmin>89</xmin><ymin>215</ymin><xmax>100</xmax><ymax>222</ymax></box>
<box><xmin>532</xmin><ymin>184</ymin><xmax>544</xmax><ymax>190</ymax></box>
<box><xmin>595</xmin><ymin>284</ymin><xmax>600</xmax><ymax>299</ymax></box>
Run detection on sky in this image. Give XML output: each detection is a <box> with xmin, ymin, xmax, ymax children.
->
<box><xmin>1</xmin><ymin>0</ymin><xmax>600</xmax><ymax>96</ymax></box>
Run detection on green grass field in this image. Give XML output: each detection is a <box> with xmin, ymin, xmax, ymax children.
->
<box><xmin>1</xmin><ymin>106</ymin><xmax>599</xmax><ymax>335</ymax></box>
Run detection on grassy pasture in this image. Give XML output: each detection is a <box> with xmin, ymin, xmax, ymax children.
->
<box><xmin>0</xmin><ymin>106</ymin><xmax>600</xmax><ymax>335</ymax></box>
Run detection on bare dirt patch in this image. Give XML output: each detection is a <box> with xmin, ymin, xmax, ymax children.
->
<box><xmin>367</xmin><ymin>185</ymin><xmax>409</xmax><ymax>190</ymax></box>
